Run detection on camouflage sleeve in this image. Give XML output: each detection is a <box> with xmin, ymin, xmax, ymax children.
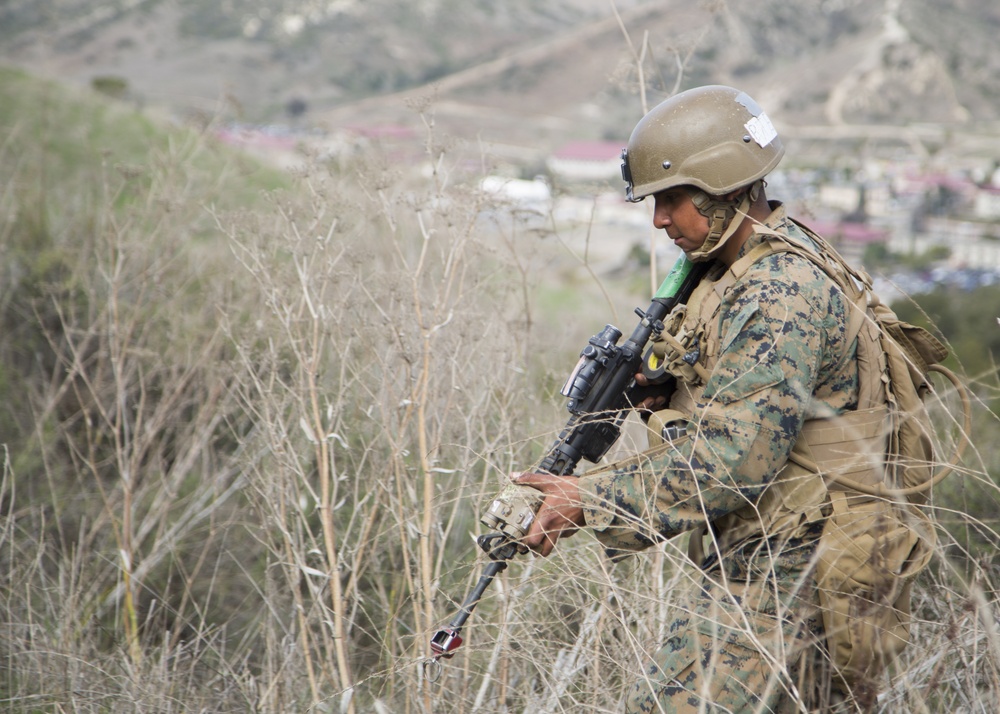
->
<box><xmin>576</xmin><ymin>262</ymin><xmax>850</xmax><ymax>556</ymax></box>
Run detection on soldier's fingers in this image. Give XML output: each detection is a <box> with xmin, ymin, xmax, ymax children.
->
<box><xmin>521</xmin><ymin>517</ymin><xmax>547</xmax><ymax>553</ymax></box>
<box><xmin>530</xmin><ymin>520</ymin><xmax>556</xmax><ymax>557</ymax></box>
<box><xmin>514</xmin><ymin>472</ymin><xmax>554</xmax><ymax>492</ymax></box>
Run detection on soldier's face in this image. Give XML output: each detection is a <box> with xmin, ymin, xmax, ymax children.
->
<box><xmin>652</xmin><ymin>188</ymin><xmax>710</xmax><ymax>254</ymax></box>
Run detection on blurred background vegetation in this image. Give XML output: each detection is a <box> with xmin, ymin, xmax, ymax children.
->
<box><xmin>1</xmin><ymin>62</ymin><xmax>1000</xmax><ymax>713</ymax></box>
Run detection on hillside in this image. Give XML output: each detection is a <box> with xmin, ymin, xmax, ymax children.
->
<box><xmin>2</xmin><ymin>0</ymin><xmax>999</xmax><ymax>155</ymax></box>
<box><xmin>3</xmin><ymin>41</ymin><xmax>1000</xmax><ymax>714</ymax></box>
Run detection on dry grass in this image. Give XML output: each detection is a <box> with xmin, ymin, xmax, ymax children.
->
<box><xmin>3</xmin><ymin>59</ymin><xmax>1000</xmax><ymax>714</ymax></box>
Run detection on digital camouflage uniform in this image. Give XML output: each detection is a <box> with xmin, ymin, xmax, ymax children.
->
<box><xmin>577</xmin><ymin>204</ymin><xmax>857</xmax><ymax>713</ymax></box>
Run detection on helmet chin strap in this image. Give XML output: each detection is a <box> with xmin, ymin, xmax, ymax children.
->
<box><xmin>685</xmin><ymin>180</ymin><xmax>763</xmax><ymax>262</ymax></box>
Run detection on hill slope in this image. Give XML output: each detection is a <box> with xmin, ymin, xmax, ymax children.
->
<box><xmin>2</xmin><ymin>0</ymin><xmax>998</xmax><ymax>151</ymax></box>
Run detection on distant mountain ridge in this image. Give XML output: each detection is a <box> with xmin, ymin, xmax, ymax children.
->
<box><xmin>2</xmin><ymin>0</ymin><xmax>998</xmax><ymax>152</ymax></box>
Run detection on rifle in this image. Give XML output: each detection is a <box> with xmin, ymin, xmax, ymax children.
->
<box><xmin>425</xmin><ymin>253</ymin><xmax>709</xmax><ymax>675</ymax></box>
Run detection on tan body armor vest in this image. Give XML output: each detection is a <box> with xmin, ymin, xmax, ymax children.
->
<box><xmin>650</xmin><ymin>228</ymin><xmax>887</xmax><ymax>548</ymax></box>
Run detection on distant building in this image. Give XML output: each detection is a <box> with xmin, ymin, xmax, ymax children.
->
<box><xmin>817</xmin><ymin>184</ymin><xmax>861</xmax><ymax>213</ymax></box>
<box><xmin>817</xmin><ymin>182</ymin><xmax>892</xmax><ymax>217</ymax></box>
<box><xmin>895</xmin><ymin>171</ymin><xmax>977</xmax><ymax>214</ymax></box>
<box><xmin>547</xmin><ymin>141</ymin><xmax>624</xmax><ymax>182</ymax></box>
<box><xmin>974</xmin><ymin>184</ymin><xmax>1000</xmax><ymax>220</ymax></box>
<box><xmin>812</xmin><ymin>221</ymin><xmax>890</xmax><ymax>246</ymax></box>
<box><xmin>479</xmin><ymin>176</ymin><xmax>551</xmax><ymax>216</ymax></box>
<box><xmin>811</xmin><ymin>220</ymin><xmax>889</xmax><ymax>264</ymax></box>
<box><xmin>338</xmin><ymin>123</ymin><xmax>422</xmax><ymax>165</ymax></box>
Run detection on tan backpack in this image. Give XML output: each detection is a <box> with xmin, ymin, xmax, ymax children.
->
<box><xmin>772</xmin><ymin>221</ymin><xmax>969</xmax><ymax>702</ymax></box>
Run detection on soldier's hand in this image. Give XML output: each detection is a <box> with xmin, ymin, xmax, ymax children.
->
<box><xmin>632</xmin><ymin>372</ymin><xmax>670</xmax><ymax>413</ymax></box>
<box><xmin>513</xmin><ymin>472</ymin><xmax>585</xmax><ymax>557</ymax></box>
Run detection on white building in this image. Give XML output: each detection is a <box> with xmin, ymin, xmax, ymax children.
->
<box><xmin>547</xmin><ymin>141</ymin><xmax>624</xmax><ymax>183</ymax></box>
<box><xmin>974</xmin><ymin>185</ymin><xmax>1000</xmax><ymax>220</ymax></box>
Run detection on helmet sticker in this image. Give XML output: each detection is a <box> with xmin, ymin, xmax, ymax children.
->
<box><xmin>735</xmin><ymin>91</ymin><xmax>778</xmax><ymax>148</ymax></box>
<box><xmin>744</xmin><ymin>112</ymin><xmax>777</xmax><ymax>148</ymax></box>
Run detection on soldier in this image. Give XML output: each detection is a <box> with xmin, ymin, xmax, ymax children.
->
<box><xmin>515</xmin><ymin>85</ymin><xmax>931</xmax><ymax>712</ymax></box>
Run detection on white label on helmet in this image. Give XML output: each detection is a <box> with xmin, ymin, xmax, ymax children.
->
<box><xmin>745</xmin><ymin>112</ymin><xmax>777</xmax><ymax>147</ymax></box>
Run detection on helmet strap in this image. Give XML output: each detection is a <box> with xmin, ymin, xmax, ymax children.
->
<box><xmin>685</xmin><ymin>180</ymin><xmax>763</xmax><ymax>262</ymax></box>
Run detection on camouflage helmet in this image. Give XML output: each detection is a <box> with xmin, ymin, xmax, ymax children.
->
<box><xmin>620</xmin><ymin>85</ymin><xmax>784</xmax><ymax>202</ymax></box>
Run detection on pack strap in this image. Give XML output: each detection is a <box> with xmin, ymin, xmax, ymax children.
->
<box><xmin>721</xmin><ymin>231</ymin><xmax>872</xmax><ymax>359</ymax></box>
